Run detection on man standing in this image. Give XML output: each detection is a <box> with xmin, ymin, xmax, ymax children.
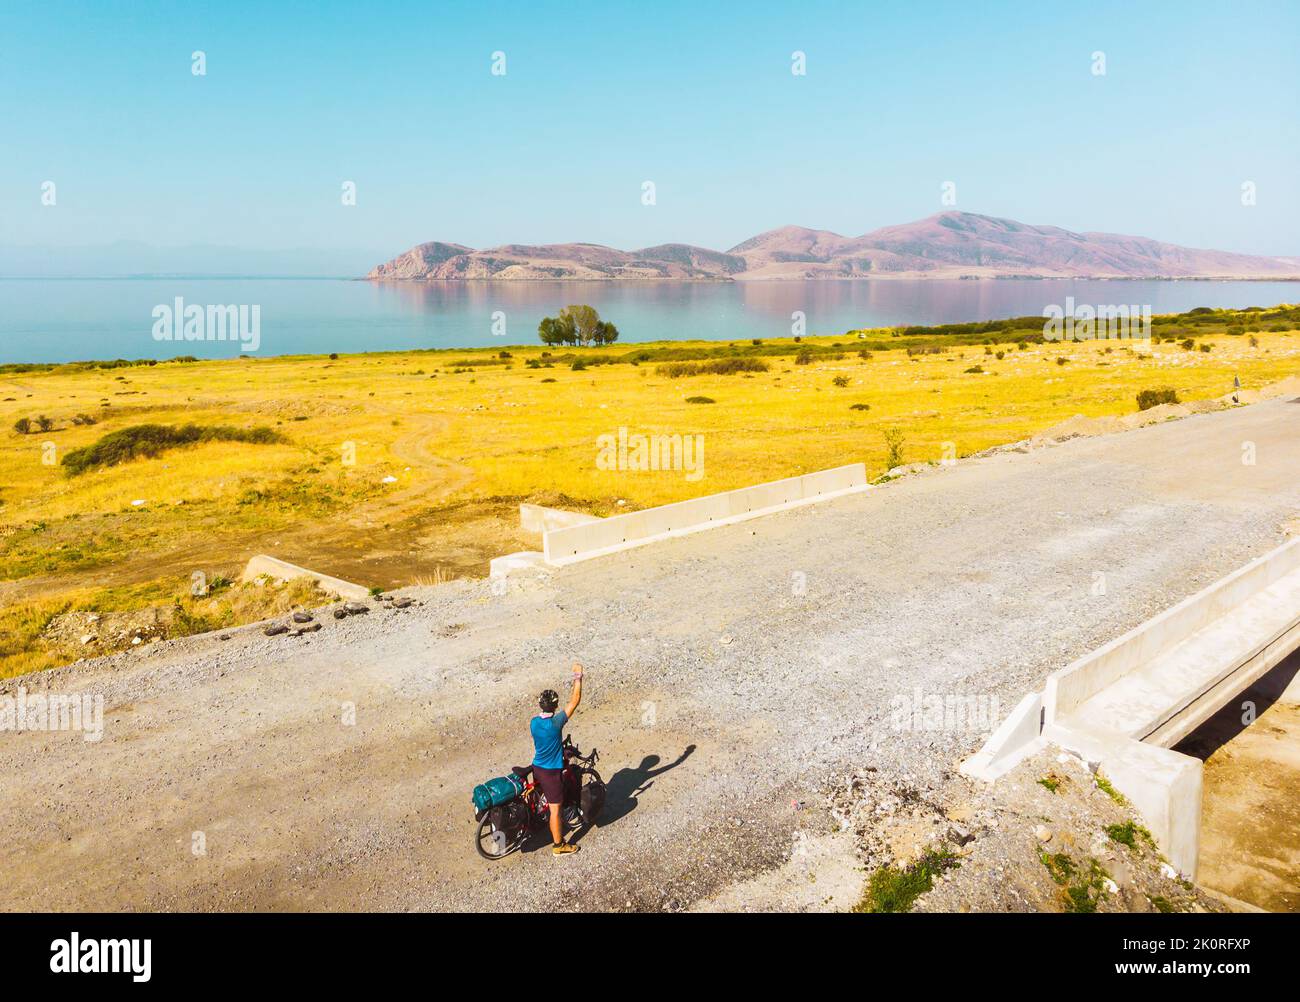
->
<box><xmin>531</xmin><ymin>663</ymin><xmax>584</xmax><ymax>856</ymax></box>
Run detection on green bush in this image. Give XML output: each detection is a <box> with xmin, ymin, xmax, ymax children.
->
<box><xmin>684</xmin><ymin>395</ymin><xmax>715</xmax><ymax>404</ymax></box>
<box><xmin>1136</xmin><ymin>387</ymin><xmax>1179</xmax><ymax>411</ymax></box>
<box><xmin>62</xmin><ymin>423</ymin><xmax>285</xmax><ymax>476</ymax></box>
<box><xmin>657</xmin><ymin>358</ymin><xmax>769</xmax><ymax>378</ymax></box>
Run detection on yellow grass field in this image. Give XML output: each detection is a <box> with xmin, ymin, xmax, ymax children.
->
<box><xmin>2</xmin><ymin>311</ymin><xmax>1297</xmax><ymax>677</ymax></box>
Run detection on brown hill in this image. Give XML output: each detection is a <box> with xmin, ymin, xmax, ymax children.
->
<box><xmin>369</xmin><ymin>212</ymin><xmax>1299</xmax><ymax>281</ymax></box>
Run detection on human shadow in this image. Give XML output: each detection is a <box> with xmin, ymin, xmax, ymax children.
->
<box><xmin>595</xmin><ymin>744</ymin><xmax>697</xmax><ymax>829</ymax></box>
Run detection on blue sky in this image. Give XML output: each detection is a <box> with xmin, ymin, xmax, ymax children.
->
<box><xmin>2</xmin><ymin>0</ymin><xmax>1297</xmax><ymax>263</ymax></box>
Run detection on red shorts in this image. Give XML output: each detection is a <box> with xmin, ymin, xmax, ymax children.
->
<box><xmin>533</xmin><ymin>766</ymin><xmax>564</xmax><ymax>807</ymax></box>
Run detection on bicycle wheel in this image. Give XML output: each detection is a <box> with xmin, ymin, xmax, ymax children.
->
<box><xmin>475</xmin><ymin>816</ymin><xmax>521</xmax><ymax>860</ymax></box>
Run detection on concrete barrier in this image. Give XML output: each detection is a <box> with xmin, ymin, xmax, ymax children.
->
<box><xmin>519</xmin><ymin>503</ymin><xmax>600</xmax><ymax>534</ymax></box>
<box><xmin>1041</xmin><ymin>722</ymin><xmax>1204</xmax><ymax>877</ymax></box>
<box><xmin>1045</xmin><ymin>537</ymin><xmax>1300</xmax><ymax>728</ymax></box>
<box><xmin>542</xmin><ymin>464</ymin><xmax>868</xmax><ymax>565</ymax></box>
<box><xmin>240</xmin><ymin>555</ymin><xmax>371</xmax><ymax>602</ymax></box>
<box><xmin>963</xmin><ymin>535</ymin><xmax>1300</xmax><ymax>879</ymax></box>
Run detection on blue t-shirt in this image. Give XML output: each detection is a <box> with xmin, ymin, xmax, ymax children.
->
<box><xmin>530</xmin><ymin>711</ymin><xmax>568</xmax><ymax>770</ymax></box>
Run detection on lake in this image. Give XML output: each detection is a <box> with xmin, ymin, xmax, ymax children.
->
<box><xmin>2</xmin><ymin>277</ymin><xmax>1296</xmax><ymax>365</ymax></box>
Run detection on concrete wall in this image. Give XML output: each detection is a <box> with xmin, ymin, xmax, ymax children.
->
<box><xmin>1045</xmin><ymin>536</ymin><xmax>1300</xmax><ymax>724</ymax></box>
<box><xmin>1043</xmin><ymin>723</ymin><xmax>1203</xmax><ymax>877</ymax></box>
<box><xmin>966</xmin><ymin>535</ymin><xmax>1300</xmax><ymax>879</ymax></box>
<box><xmin>543</xmin><ymin>464</ymin><xmax>868</xmax><ymax>565</ymax></box>
<box><xmin>519</xmin><ymin>503</ymin><xmax>600</xmax><ymax>535</ymax></box>
<box><xmin>958</xmin><ymin>691</ymin><xmax>1043</xmax><ymax>781</ymax></box>
<box><xmin>240</xmin><ymin>554</ymin><xmax>371</xmax><ymax>602</ymax></box>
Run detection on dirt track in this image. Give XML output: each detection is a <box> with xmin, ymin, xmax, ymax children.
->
<box><xmin>2</xmin><ymin>397</ymin><xmax>1297</xmax><ymax>912</ymax></box>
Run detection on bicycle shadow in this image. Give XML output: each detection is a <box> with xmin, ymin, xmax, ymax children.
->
<box><xmin>591</xmin><ymin>743</ymin><xmax>697</xmax><ymax>831</ymax></box>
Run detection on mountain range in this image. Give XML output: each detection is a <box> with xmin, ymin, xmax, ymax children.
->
<box><xmin>368</xmin><ymin>212</ymin><xmax>1300</xmax><ymax>282</ymax></box>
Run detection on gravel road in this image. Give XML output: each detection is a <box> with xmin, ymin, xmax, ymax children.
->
<box><xmin>2</xmin><ymin>396</ymin><xmax>1296</xmax><ymax>912</ymax></box>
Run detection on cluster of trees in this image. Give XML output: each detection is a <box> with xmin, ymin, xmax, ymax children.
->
<box><xmin>537</xmin><ymin>305</ymin><xmax>619</xmax><ymax>346</ymax></box>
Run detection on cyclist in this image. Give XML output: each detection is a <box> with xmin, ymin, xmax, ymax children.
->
<box><xmin>531</xmin><ymin>663</ymin><xmax>584</xmax><ymax>856</ymax></box>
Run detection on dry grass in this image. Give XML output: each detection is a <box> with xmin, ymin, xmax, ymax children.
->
<box><xmin>2</xmin><ymin>311</ymin><xmax>1297</xmax><ymax>676</ymax></box>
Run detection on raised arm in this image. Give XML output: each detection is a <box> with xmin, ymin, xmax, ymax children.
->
<box><xmin>565</xmin><ymin>663</ymin><xmax>583</xmax><ymax>719</ymax></box>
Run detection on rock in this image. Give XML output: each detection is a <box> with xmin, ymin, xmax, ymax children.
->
<box><xmin>291</xmin><ymin>611</ymin><xmax>314</xmax><ymax>623</ymax></box>
<box><xmin>1035</xmin><ymin>825</ymin><xmax>1052</xmax><ymax>843</ymax></box>
<box><xmin>392</xmin><ymin>597</ymin><xmax>413</xmax><ymax>609</ymax></box>
<box><xmin>719</xmin><ymin>634</ymin><xmax>733</xmax><ymax>646</ymax></box>
<box><xmin>80</xmin><ymin>634</ymin><xmax>97</xmax><ymax>645</ymax></box>
<box><xmin>343</xmin><ymin>602</ymin><xmax>369</xmax><ymax>615</ymax></box>
<box><xmin>264</xmin><ymin>624</ymin><xmax>289</xmax><ymax>637</ymax></box>
<box><xmin>947</xmin><ymin>824</ymin><xmax>974</xmax><ymax>846</ymax></box>
<box><xmin>131</xmin><ymin>636</ymin><xmax>142</xmax><ymax>646</ymax></box>
<box><xmin>332</xmin><ymin>609</ymin><xmax>348</xmax><ymax>620</ymax></box>
<box><xmin>293</xmin><ymin>622</ymin><xmax>322</xmax><ymax>635</ymax></box>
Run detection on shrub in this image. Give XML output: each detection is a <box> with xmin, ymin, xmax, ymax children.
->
<box><xmin>1136</xmin><ymin>387</ymin><xmax>1179</xmax><ymax>411</ymax></box>
<box><xmin>656</xmin><ymin>358</ymin><xmax>769</xmax><ymax>378</ymax></box>
<box><xmin>832</xmin><ymin>375</ymin><xmax>850</xmax><ymax>387</ymax></box>
<box><xmin>685</xmin><ymin>395</ymin><xmax>715</xmax><ymax>404</ymax></box>
<box><xmin>794</xmin><ymin>350</ymin><xmax>813</xmax><ymax>365</ymax></box>
<box><xmin>964</xmin><ymin>365</ymin><xmax>984</xmax><ymax>374</ymax></box>
<box><xmin>1180</xmin><ymin>339</ymin><xmax>1195</xmax><ymax>351</ymax></box>
<box><xmin>571</xmin><ymin>359</ymin><xmax>587</xmax><ymax>371</ymax></box>
<box><xmin>1056</xmin><ymin>356</ymin><xmax>1069</xmax><ymax>366</ymax></box>
<box><xmin>13</xmin><ymin>417</ymin><xmax>31</xmax><ymax>435</ymax></box>
<box><xmin>883</xmin><ymin>427</ymin><xmax>906</xmax><ymax>469</ymax></box>
<box><xmin>35</xmin><ymin>415</ymin><xmax>54</xmax><ymax>432</ymax></box>
<box><xmin>61</xmin><ymin>423</ymin><xmax>285</xmax><ymax>476</ymax></box>
<box><xmin>1198</xmin><ymin>343</ymin><xmax>1211</xmax><ymax>353</ymax></box>
<box><xmin>849</xmin><ymin>403</ymin><xmax>870</xmax><ymax>411</ymax></box>
<box><xmin>540</xmin><ymin>377</ymin><xmax>557</xmax><ymax>383</ymax></box>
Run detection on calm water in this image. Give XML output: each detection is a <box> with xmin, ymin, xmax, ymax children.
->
<box><xmin>2</xmin><ymin>278</ymin><xmax>1296</xmax><ymax>365</ymax></box>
